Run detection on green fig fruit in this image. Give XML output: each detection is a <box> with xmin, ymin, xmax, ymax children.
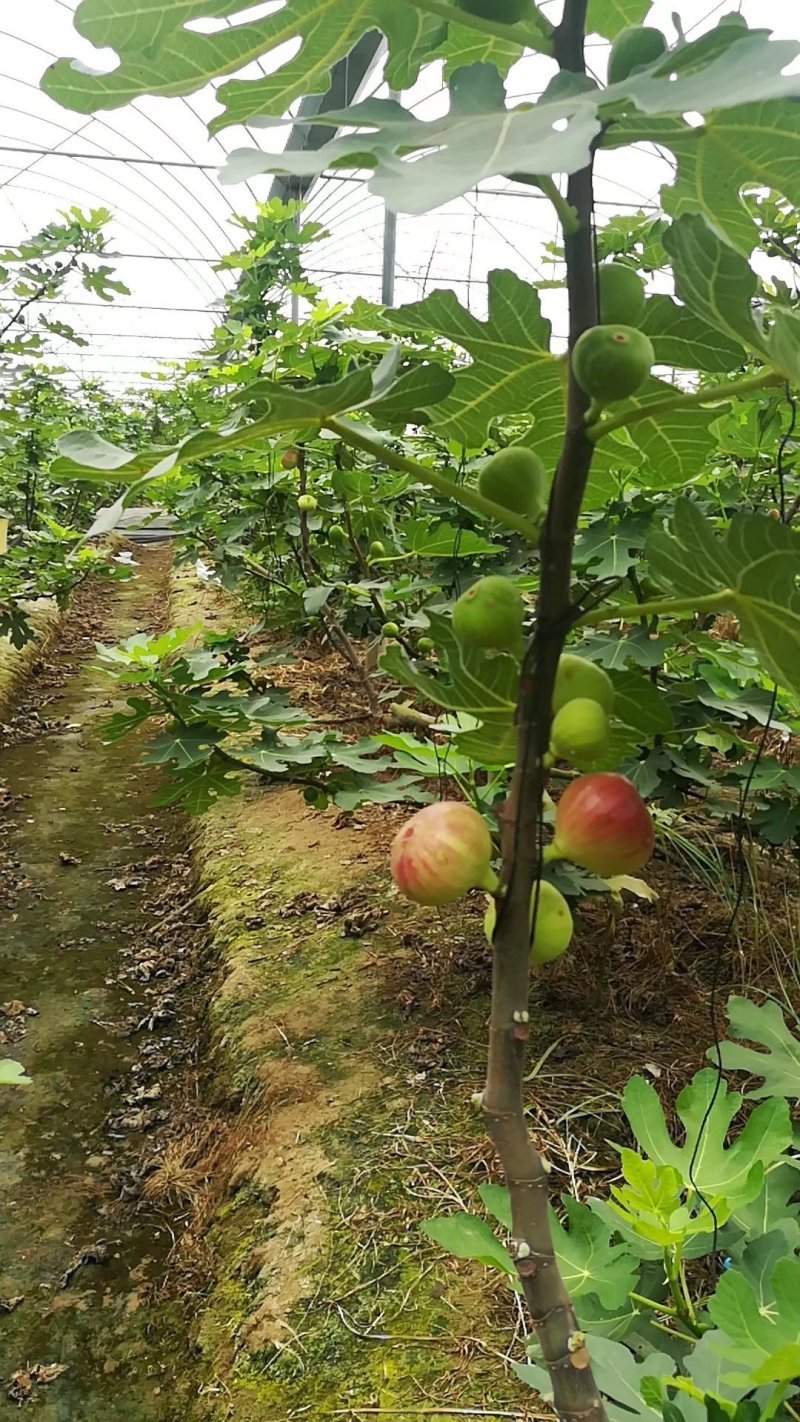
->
<box><xmin>598</xmin><ymin>263</ymin><xmax>646</xmax><ymax>327</ymax></box>
<box><xmin>369</xmin><ymin>540</ymin><xmax>386</xmax><ymax>559</ymax></box>
<box><xmin>608</xmin><ymin>26</ymin><xmax>668</xmax><ymax>84</ymax></box>
<box><xmin>329</xmin><ymin>524</ymin><xmax>348</xmax><ymax>545</ymax></box>
<box><xmin>452</xmin><ymin>576</ymin><xmax>524</xmax><ymax>654</ymax></box>
<box><xmin>382</xmin><ymin>621</ymin><xmax>400</xmax><ymax>637</ymax></box>
<box><xmin>484</xmin><ymin>879</ymin><xmax>574</xmax><ymax>962</ymax></box>
<box><xmin>572</xmin><ymin>325</ymin><xmax>654</xmax><ymax>405</ymax></box>
<box><xmin>550</xmin><ymin>697</ymin><xmax>610</xmax><ymax>768</ymax></box>
<box><xmin>417</xmin><ymin>637</ymin><xmax>435</xmax><ymax>654</ymax></box>
<box><xmin>297</xmin><ymin>494</ymin><xmax>318</xmax><ymax>512</ymax></box>
<box><xmin>553</xmin><ymin>653</ymin><xmax>614</xmax><ymax>715</ymax></box>
<box><xmin>478</xmin><ymin>446</ymin><xmax>547</xmax><ymax>520</ymax></box>
<box><xmin>456</xmin><ymin>0</ymin><xmax>527</xmax><ymax>22</ymax></box>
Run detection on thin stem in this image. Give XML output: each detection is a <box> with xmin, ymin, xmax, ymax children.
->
<box><xmin>533</xmin><ymin>177</ymin><xmax>580</xmax><ymax>235</ymax></box>
<box><xmin>628</xmin><ymin>1292</ymin><xmax>681</xmax><ymax>1320</ymax></box>
<box><xmin>588</xmin><ymin>370</ymin><xmax>783</xmax><ymax>442</ymax></box>
<box><xmin>480</xmin><ymin>4</ymin><xmax>608</xmax><ymax>1418</ymax></box>
<box><xmin>326</xmin><ymin>417</ymin><xmax>542</xmax><ymax>544</ymax></box>
<box><xmin>404</xmin><ymin>0</ymin><xmax>554</xmax><ymax>48</ymax></box>
<box><xmin>579</xmin><ymin>590</ymin><xmax>730</xmax><ymax>627</ymax></box>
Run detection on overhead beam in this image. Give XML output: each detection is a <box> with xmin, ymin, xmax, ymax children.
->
<box><xmin>269</xmin><ymin>32</ymin><xmax>384</xmax><ymax>204</ymax></box>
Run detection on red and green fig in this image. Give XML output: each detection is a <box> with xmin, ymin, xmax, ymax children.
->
<box><xmin>572</xmin><ymin>325</ymin><xmax>654</xmax><ymax>405</ymax></box>
<box><xmin>391</xmin><ymin>801</ymin><xmax>498</xmax><ymax>907</ymax></box>
<box><xmin>452</xmin><ymin>576</ymin><xmax>524</xmax><ymax>654</ymax></box>
<box><xmin>598</xmin><ymin>263</ymin><xmax>646</xmax><ymax>327</ymax></box>
<box><xmin>553</xmin><ymin>653</ymin><xmax>614</xmax><ymax>715</ymax></box>
<box><xmin>550</xmin><ymin>696</ymin><xmax>610</xmax><ymax>768</ymax></box>
<box><xmin>484</xmin><ymin>879</ymin><xmax>574</xmax><ymax>962</ymax></box>
<box><xmin>281</xmin><ymin>448</ymin><xmax>299</xmax><ymax>469</ymax></box>
<box><xmin>546</xmin><ymin>773</ymin><xmax>654</xmax><ymax>877</ymax></box>
<box><xmin>478</xmin><ymin>446</ymin><xmax>547</xmax><ymax>520</ymax></box>
<box><xmin>608</xmin><ymin>26</ymin><xmax>668</xmax><ymax>84</ymax></box>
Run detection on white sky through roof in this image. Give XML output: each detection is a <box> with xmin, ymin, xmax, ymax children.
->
<box><xmin>0</xmin><ymin>0</ymin><xmax>797</xmax><ymax>390</ymax></box>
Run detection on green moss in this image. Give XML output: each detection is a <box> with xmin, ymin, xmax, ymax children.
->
<box><xmin>0</xmin><ymin>603</ymin><xmax>60</xmax><ymax>721</ymax></box>
<box><xmin>172</xmin><ymin>569</ymin><xmax>531</xmax><ymax>1420</ymax></box>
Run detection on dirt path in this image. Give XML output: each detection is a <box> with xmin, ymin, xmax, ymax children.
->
<box><xmin>0</xmin><ymin>551</ymin><xmax>200</xmax><ymax>1420</ymax></box>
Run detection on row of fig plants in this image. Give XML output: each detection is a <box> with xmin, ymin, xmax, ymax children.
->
<box><xmin>0</xmin><ymin>210</ymin><xmax>151</xmax><ymax>645</ymax></box>
<box><xmin>44</xmin><ymin>0</ymin><xmax>800</xmax><ymax>1416</ymax></box>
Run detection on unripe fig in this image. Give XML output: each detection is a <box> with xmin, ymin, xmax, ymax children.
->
<box><xmin>572</xmin><ymin>325</ymin><xmax>654</xmax><ymax>405</ymax></box>
<box><xmin>452</xmin><ymin>576</ymin><xmax>524</xmax><ymax>654</ymax></box>
<box><xmin>297</xmin><ymin>494</ymin><xmax>317</xmax><ymax>512</ymax></box>
<box><xmin>417</xmin><ymin>636</ymin><xmax>435</xmax><ymax>654</ymax></box>
<box><xmin>478</xmin><ymin>446</ymin><xmax>547</xmax><ymax>520</ymax></box>
<box><xmin>382</xmin><ymin>621</ymin><xmax>400</xmax><ymax>637</ymax></box>
<box><xmin>281</xmin><ymin>448</ymin><xmax>299</xmax><ymax>469</ymax></box>
<box><xmin>329</xmin><ymin>524</ymin><xmax>349</xmax><ymax>545</ymax></box>
<box><xmin>608</xmin><ymin>26</ymin><xmax>668</xmax><ymax>84</ymax></box>
<box><xmin>369</xmin><ymin>540</ymin><xmax>387</xmax><ymax>559</ymax></box>
<box><xmin>553</xmin><ymin>653</ymin><xmax>614</xmax><ymax>715</ymax></box>
<box><xmin>484</xmin><ymin>879</ymin><xmax>574</xmax><ymax>963</ymax></box>
<box><xmin>550</xmin><ymin>697</ymin><xmax>610</xmax><ymax>768</ymax></box>
<box><xmin>598</xmin><ymin>263</ymin><xmax>646</xmax><ymax>327</ymax></box>
<box><xmin>547</xmin><ymin>773</ymin><xmax>654</xmax><ymax>877</ymax></box>
<box><xmin>391</xmin><ymin>801</ymin><xmax>498</xmax><ymax>906</ymax></box>
<box><xmin>456</xmin><ymin>0</ymin><xmax>527</xmax><ymax>22</ymax></box>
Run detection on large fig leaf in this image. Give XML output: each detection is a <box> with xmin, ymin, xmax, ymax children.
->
<box><xmin>715</xmin><ymin>996</ymin><xmax>800</xmax><ymax>1101</ymax></box>
<box><xmin>621</xmin><ymin>1067</ymin><xmax>791</xmax><ymax>1208</ymax></box>
<box><xmin>379</xmin><ymin>268</ymin><xmax>560</xmax><ymax>448</ymax></box>
<box><xmin>663</xmin><ymin>101</ymin><xmax>800</xmax><ymax>256</ymax></box>
<box><xmin>646</xmin><ymin>500</ymin><xmax>800</xmax><ymax>695</ymax></box>
<box><xmin>222</xmin><ymin>64</ymin><xmax>600</xmax><ymax>215</ymax></box>
<box><xmin>708</xmin><ymin>1253</ymin><xmax>800</xmax><ymax>1386</ymax></box>
<box><xmin>42</xmin><ymin>0</ymin><xmax>448</xmax><ymax>127</ymax></box>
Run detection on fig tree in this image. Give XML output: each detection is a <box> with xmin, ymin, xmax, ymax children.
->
<box><xmin>547</xmin><ymin>772</ymin><xmax>654</xmax><ymax>877</ymax></box>
<box><xmin>456</xmin><ymin>0</ymin><xmax>528</xmax><ymax>22</ymax></box>
<box><xmin>391</xmin><ymin>801</ymin><xmax>498</xmax><ymax>906</ymax></box>
<box><xmin>484</xmin><ymin>878</ymin><xmax>573</xmax><ymax>962</ymax></box>
<box><xmin>598</xmin><ymin>263</ymin><xmax>646</xmax><ymax>327</ymax></box>
<box><xmin>297</xmin><ymin>494</ymin><xmax>318</xmax><ymax>512</ymax></box>
<box><xmin>550</xmin><ymin>697</ymin><xmax>610</xmax><ymax>768</ymax></box>
<box><xmin>552</xmin><ymin>653</ymin><xmax>614</xmax><ymax>715</ymax></box>
<box><xmin>452</xmin><ymin>576</ymin><xmax>524</xmax><ymax>654</ymax></box>
<box><xmin>608</xmin><ymin>26</ymin><xmax>668</xmax><ymax>84</ymax></box>
<box><xmin>572</xmin><ymin>324</ymin><xmax>654</xmax><ymax>405</ymax></box>
<box><xmin>478</xmin><ymin>446</ymin><xmax>547</xmax><ymax>520</ymax></box>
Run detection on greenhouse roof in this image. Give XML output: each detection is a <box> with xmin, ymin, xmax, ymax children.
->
<box><xmin>1</xmin><ymin>0</ymin><xmax>797</xmax><ymax>388</ymax></box>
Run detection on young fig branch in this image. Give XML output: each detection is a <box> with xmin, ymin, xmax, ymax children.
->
<box><xmin>480</xmin><ymin>2</ymin><xmax>608</xmax><ymax>1417</ymax></box>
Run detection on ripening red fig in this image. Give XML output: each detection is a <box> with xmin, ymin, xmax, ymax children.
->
<box><xmin>282</xmin><ymin>448</ymin><xmax>299</xmax><ymax>469</ymax></box>
<box><xmin>391</xmin><ymin>801</ymin><xmax>498</xmax><ymax>906</ymax></box>
<box><xmin>546</xmin><ymin>773</ymin><xmax>654</xmax><ymax>877</ymax></box>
